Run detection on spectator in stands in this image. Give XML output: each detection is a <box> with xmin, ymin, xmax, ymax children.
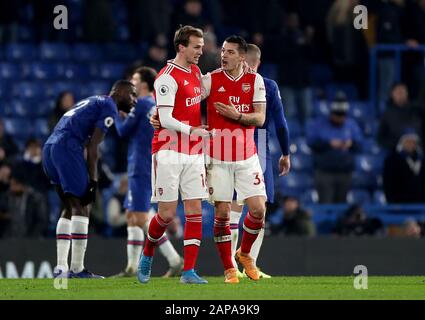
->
<box><xmin>172</xmin><ymin>0</ymin><xmax>212</xmax><ymax>32</ymax></box>
<box><xmin>383</xmin><ymin>128</ymin><xmax>425</xmax><ymax>203</ymax></box>
<box><xmin>126</xmin><ymin>0</ymin><xmax>171</xmax><ymax>44</ymax></box>
<box><xmin>307</xmin><ymin>93</ymin><xmax>363</xmax><ymax>203</ymax></box>
<box><xmin>0</xmin><ymin>162</ymin><xmax>11</xmax><ymax>193</ymax></box>
<box><xmin>334</xmin><ymin>204</ymin><xmax>384</xmax><ymax>236</ymax></box>
<box><xmin>326</xmin><ymin>0</ymin><xmax>369</xmax><ymax>98</ymax></box>
<box><xmin>372</xmin><ymin>0</ymin><xmax>406</xmax><ymax>102</ymax></box>
<box><xmin>0</xmin><ymin>118</ymin><xmax>19</xmax><ymax>164</ymax></box>
<box><xmin>19</xmin><ymin>138</ymin><xmax>51</xmax><ymax>194</ymax></box>
<box><xmin>271</xmin><ymin>195</ymin><xmax>316</xmax><ymax>237</ymax></box>
<box><xmin>48</xmin><ymin>91</ymin><xmax>75</xmax><ymax>132</ymax></box>
<box><xmin>278</xmin><ymin>12</ymin><xmax>314</xmax><ymax>126</ymax></box>
<box><xmin>198</xmin><ymin>31</ymin><xmax>220</xmax><ymax>73</ymax></box>
<box><xmin>143</xmin><ymin>42</ymin><xmax>169</xmax><ymax>72</ymax></box>
<box><xmin>377</xmin><ymin>83</ymin><xmax>424</xmax><ymax>150</ymax></box>
<box><xmin>0</xmin><ymin>165</ymin><xmax>49</xmax><ymax>238</ymax></box>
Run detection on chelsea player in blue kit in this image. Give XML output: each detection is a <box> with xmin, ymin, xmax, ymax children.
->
<box><xmin>230</xmin><ymin>44</ymin><xmax>291</xmax><ymax>278</ymax></box>
<box><xmin>43</xmin><ymin>80</ymin><xmax>137</xmax><ymax>278</ymax></box>
<box><xmin>114</xmin><ymin>67</ymin><xmax>183</xmax><ymax>277</ymax></box>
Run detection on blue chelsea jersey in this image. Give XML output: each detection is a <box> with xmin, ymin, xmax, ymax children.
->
<box><xmin>46</xmin><ymin>95</ymin><xmax>118</xmax><ymax>146</ymax></box>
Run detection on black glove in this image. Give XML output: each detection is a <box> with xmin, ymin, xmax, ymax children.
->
<box><xmin>81</xmin><ymin>180</ymin><xmax>98</xmax><ymax>206</ymax></box>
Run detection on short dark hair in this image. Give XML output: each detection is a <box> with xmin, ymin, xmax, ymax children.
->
<box><xmin>224</xmin><ymin>35</ymin><xmax>248</xmax><ymax>54</ymax></box>
<box><xmin>134</xmin><ymin>67</ymin><xmax>157</xmax><ymax>92</ymax></box>
<box><xmin>25</xmin><ymin>137</ymin><xmax>41</xmax><ymax>149</ymax></box>
<box><xmin>174</xmin><ymin>25</ymin><xmax>203</xmax><ymax>52</ymax></box>
<box><xmin>111</xmin><ymin>80</ymin><xmax>134</xmax><ymax>93</ymax></box>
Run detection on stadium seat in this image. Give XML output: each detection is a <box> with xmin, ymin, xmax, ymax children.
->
<box><xmin>35</xmin><ymin>99</ymin><xmax>55</xmax><ymax>117</ymax></box>
<box><xmin>312</xmin><ymin>99</ymin><xmax>329</xmax><ymax>118</ymax></box>
<box><xmin>104</xmin><ymin>43</ymin><xmax>138</xmax><ymax>61</ymax></box>
<box><xmin>0</xmin><ymin>63</ymin><xmax>20</xmax><ymax>79</ymax></box>
<box><xmin>289</xmin><ymin>137</ymin><xmax>312</xmax><ymax>155</ymax></box>
<box><xmin>355</xmin><ymin>154</ymin><xmax>385</xmax><ymax>175</ymax></box>
<box><xmin>98</xmin><ymin>63</ymin><xmax>126</xmax><ymax>80</ymax></box>
<box><xmin>17</xmin><ymin>25</ymin><xmax>34</xmax><ymax>42</ymax></box>
<box><xmin>373</xmin><ymin>190</ymin><xmax>387</xmax><ymax>205</ymax></box>
<box><xmin>46</xmin><ymin>81</ymin><xmax>79</xmax><ymax>98</ymax></box>
<box><xmin>348</xmin><ymin>101</ymin><xmax>374</xmax><ymax>121</ymax></box>
<box><xmin>363</xmin><ymin>138</ymin><xmax>385</xmax><ymax>156</ymax></box>
<box><xmin>40</xmin><ymin>43</ymin><xmax>71</xmax><ymax>60</ymax></box>
<box><xmin>72</xmin><ymin>43</ymin><xmax>103</xmax><ymax>61</ymax></box>
<box><xmin>61</xmin><ymin>63</ymin><xmax>92</xmax><ymax>80</ymax></box>
<box><xmin>360</xmin><ymin>118</ymin><xmax>379</xmax><ymax>137</ymax></box>
<box><xmin>0</xmin><ymin>81</ymin><xmax>10</xmax><ymax>100</ymax></box>
<box><xmin>23</xmin><ymin>62</ymin><xmax>63</xmax><ymax>80</ymax></box>
<box><xmin>3</xmin><ymin>100</ymin><xmax>32</xmax><ymax>117</ymax></box>
<box><xmin>290</xmin><ymin>154</ymin><xmax>313</xmax><ymax>172</ymax></box>
<box><xmin>287</xmin><ymin>120</ymin><xmax>302</xmax><ymax>138</ymax></box>
<box><xmin>347</xmin><ymin>189</ymin><xmax>372</xmax><ymax>205</ymax></box>
<box><xmin>79</xmin><ymin>81</ymin><xmax>111</xmax><ymax>97</ymax></box>
<box><xmin>13</xmin><ymin>82</ymin><xmax>45</xmax><ymax>99</ymax></box>
<box><xmin>6</xmin><ymin>43</ymin><xmax>37</xmax><ymax>60</ymax></box>
<box><xmin>3</xmin><ymin>118</ymin><xmax>33</xmax><ymax>138</ymax></box>
<box><xmin>300</xmin><ymin>189</ymin><xmax>319</xmax><ymax>204</ymax></box>
<box><xmin>277</xmin><ymin>172</ymin><xmax>314</xmax><ymax>195</ymax></box>
<box><xmin>34</xmin><ymin>118</ymin><xmax>50</xmax><ymax>139</ymax></box>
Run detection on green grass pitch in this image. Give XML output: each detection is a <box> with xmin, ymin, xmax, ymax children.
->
<box><xmin>1</xmin><ymin>276</ymin><xmax>424</xmax><ymax>300</ymax></box>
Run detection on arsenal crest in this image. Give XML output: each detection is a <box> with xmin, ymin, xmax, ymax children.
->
<box><xmin>158</xmin><ymin>188</ymin><xmax>163</xmax><ymax>196</ymax></box>
<box><xmin>242</xmin><ymin>83</ymin><xmax>251</xmax><ymax>93</ymax></box>
<box><xmin>209</xmin><ymin>187</ymin><xmax>214</xmax><ymax>195</ymax></box>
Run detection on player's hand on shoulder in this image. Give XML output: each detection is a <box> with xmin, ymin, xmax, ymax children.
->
<box><xmin>279</xmin><ymin>155</ymin><xmax>291</xmax><ymax>176</ymax></box>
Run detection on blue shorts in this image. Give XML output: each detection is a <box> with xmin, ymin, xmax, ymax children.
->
<box><xmin>124</xmin><ymin>174</ymin><xmax>151</xmax><ymax>212</ymax></box>
<box><xmin>42</xmin><ymin>141</ymin><xmax>89</xmax><ymax>198</ymax></box>
<box><xmin>232</xmin><ymin>157</ymin><xmax>275</xmax><ymax>204</ymax></box>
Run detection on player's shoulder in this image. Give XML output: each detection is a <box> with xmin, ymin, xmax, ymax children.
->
<box><xmin>96</xmin><ymin>95</ymin><xmax>117</xmax><ymax>114</ymax></box>
<box><xmin>263</xmin><ymin>77</ymin><xmax>278</xmax><ymax>88</ymax></box>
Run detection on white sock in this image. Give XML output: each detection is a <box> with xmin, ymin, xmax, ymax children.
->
<box><xmin>70</xmin><ymin>216</ymin><xmax>89</xmax><ymax>273</ymax></box>
<box><xmin>126</xmin><ymin>226</ymin><xmax>144</xmax><ymax>272</ymax></box>
<box><xmin>158</xmin><ymin>234</ymin><xmax>181</xmax><ymax>266</ymax></box>
<box><xmin>250</xmin><ymin>227</ymin><xmax>264</xmax><ymax>267</ymax></box>
<box><xmin>230</xmin><ymin>210</ymin><xmax>242</xmax><ymax>269</ymax></box>
<box><xmin>56</xmin><ymin>217</ymin><xmax>71</xmax><ymax>270</ymax></box>
<box><xmin>250</xmin><ymin>210</ymin><xmax>266</xmax><ymax>267</ymax></box>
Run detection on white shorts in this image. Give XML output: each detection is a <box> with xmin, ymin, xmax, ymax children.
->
<box><xmin>151</xmin><ymin>150</ymin><xmax>208</xmax><ymax>202</ymax></box>
<box><xmin>206</xmin><ymin>154</ymin><xmax>267</xmax><ymax>204</ymax></box>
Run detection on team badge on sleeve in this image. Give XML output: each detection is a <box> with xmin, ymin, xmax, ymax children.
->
<box><xmin>159</xmin><ymin>85</ymin><xmax>169</xmax><ymax>96</ymax></box>
<box><xmin>104</xmin><ymin>117</ymin><xmax>114</xmax><ymax>128</ymax></box>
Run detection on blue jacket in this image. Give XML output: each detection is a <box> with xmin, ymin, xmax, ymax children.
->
<box><xmin>306</xmin><ymin>117</ymin><xmax>363</xmax><ymax>172</ymax></box>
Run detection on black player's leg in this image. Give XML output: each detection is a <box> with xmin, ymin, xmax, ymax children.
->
<box><xmin>54</xmin><ymin>185</ymin><xmax>72</xmax><ymax>220</ymax></box>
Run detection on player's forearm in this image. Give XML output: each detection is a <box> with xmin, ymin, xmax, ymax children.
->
<box><xmin>158</xmin><ymin>107</ymin><xmax>191</xmax><ymax>135</ymax></box>
<box><xmin>239</xmin><ymin>112</ymin><xmax>265</xmax><ymax>127</ymax></box>
<box><xmin>276</xmin><ymin>127</ymin><xmax>290</xmax><ymax>156</ymax></box>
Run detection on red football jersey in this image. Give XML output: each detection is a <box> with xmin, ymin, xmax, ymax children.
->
<box><xmin>204</xmin><ymin>68</ymin><xmax>266</xmax><ymax>161</ymax></box>
<box><xmin>152</xmin><ymin>61</ymin><xmax>203</xmax><ymax>155</ymax></box>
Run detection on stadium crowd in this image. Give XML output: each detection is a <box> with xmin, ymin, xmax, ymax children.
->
<box><xmin>0</xmin><ymin>0</ymin><xmax>425</xmax><ymax>239</ymax></box>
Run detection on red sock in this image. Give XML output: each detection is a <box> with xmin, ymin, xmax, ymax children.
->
<box><xmin>241</xmin><ymin>212</ymin><xmax>263</xmax><ymax>254</ymax></box>
<box><xmin>214</xmin><ymin>216</ymin><xmax>234</xmax><ymax>270</ymax></box>
<box><xmin>143</xmin><ymin>214</ymin><xmax>170</xmax><ymax>257</ymax></box>
<box><xmin>183</xmin><ymin>214</ymin><xmax>202</xmax><ymax>271</ymax></box>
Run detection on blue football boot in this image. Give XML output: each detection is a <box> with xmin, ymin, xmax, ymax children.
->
<box><xmin>137</xmin><ymin>254</ymin><xmax>153</xmax><ymax>284</ymax></box>
<box><xmin>180</xmin><ymin>269</ymin><xmax>208</xmax><ymax>284</ymax></box>
<box><xmin>69</xmin><ymin>269</ymin><xmax>104</xmax><ymax>279</ymax></box>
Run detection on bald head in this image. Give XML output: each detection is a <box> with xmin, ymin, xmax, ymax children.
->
<box><xmin>109</xmin><ymin>80</ymin><xmax>137</xmax><ymax>113</ymax></box>
<box><xmin>246</xmin><ymin>44</ymin><xmax>261</xmax><ymax>71</ymax></box>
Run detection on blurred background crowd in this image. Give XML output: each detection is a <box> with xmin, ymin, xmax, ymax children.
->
<box><xmin>0</xmin><ymin>0</ymin><xmax>425</xmax><ymax>240</ymax></box>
